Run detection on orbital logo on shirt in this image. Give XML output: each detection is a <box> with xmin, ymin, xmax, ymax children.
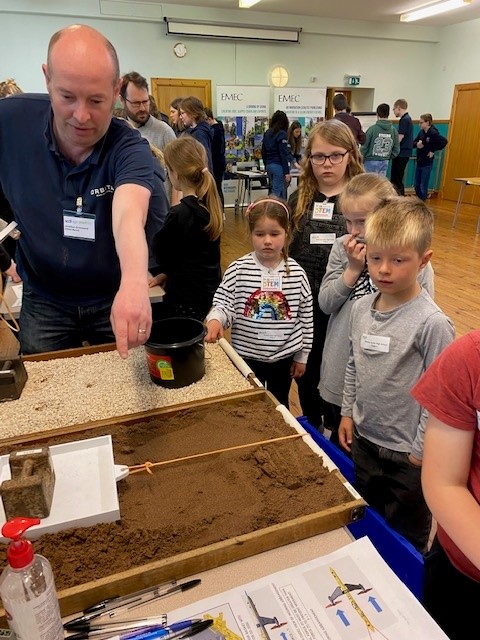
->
<box><xmin>90</xmin><ymin>184</ymin><xmax>114</xmax><ymax>197</ymax></box>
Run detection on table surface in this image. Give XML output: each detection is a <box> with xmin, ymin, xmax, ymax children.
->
<box><xmin>454</xmin><ymin>176</ymin><xmax>480</xmax><ymax>185</ymax></box>
<box><xmin>64</xmin><ymin>527</ymin><xmax>353</xmax><ymax>623</ymax></box>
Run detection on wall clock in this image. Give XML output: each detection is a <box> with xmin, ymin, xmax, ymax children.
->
<box><xmin>173</xmin><ymin>42</ymin><xmax>187</xmax><ymax>58</ymax></box>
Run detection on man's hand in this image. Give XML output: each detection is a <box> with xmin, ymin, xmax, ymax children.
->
<box><xmin>110</xmin><ymin>281</ymin><xmax>152</xmax><ymax>359</ymax></box>
<box><xmin>339</xmin><ymin>416</ymin><xmax>354</xmax><ymax>452</ymax></box>
<box><xmin>205</xmin><ymin>319</ymin><xmax>223</xmax><ymax>343</ymax></box>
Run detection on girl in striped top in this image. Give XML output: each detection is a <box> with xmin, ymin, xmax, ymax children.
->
<box><xmin>206</xmin><ymin>197</ymin><xmax>313</xmax><ymax>408</ymax></box>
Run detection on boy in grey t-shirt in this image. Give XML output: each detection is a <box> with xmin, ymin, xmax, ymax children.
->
<box><xmin>339</xmin><ymin>197</ymin><xmax>454</xmax><ymax>553</ymax></box>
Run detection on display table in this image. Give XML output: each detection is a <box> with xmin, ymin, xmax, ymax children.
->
<box><xmin>234</xmin><ymin>170</ymin><xmax>269</xmax><ymax>213</ymax></box>
<box><xmin>452</xmin><ymin>177</ymin><xmax>480</xmax><ymax>232</ymax></box>
<box><xmin>63</xmin><ymin>527</ymin><xmax>353</xmax><ymax>624</ymax></box>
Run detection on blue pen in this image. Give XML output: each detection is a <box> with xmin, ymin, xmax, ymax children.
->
<box><xmin>113</xmin><ymin>619</ymin><xmax>204</xmax><ymax>640</ymax></box>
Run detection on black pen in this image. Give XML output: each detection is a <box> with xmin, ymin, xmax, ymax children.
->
<box><xmin>65</xmin><ymin>580</ymin><xmax>202</xmax><ymax>631</ymax></box>
<box><xmin>84</xmin><ymin>581</ymin><xmax>177</xmax><ymax>614</ymax></box>
<box><xmin>64</xmin><ymin>614</ymin><xmax>168</xmax><ymax>634</ymax></box>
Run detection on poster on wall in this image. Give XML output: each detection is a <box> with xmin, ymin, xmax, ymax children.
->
<box><xmin>216</xmin><ymin>85</ymin><xmax>270</xmax><ymax>166</ymax></box>
<box><xmin>273</xmin><ymin>87</ymin><xmax>327</xmax><ymax>154</ymax></box>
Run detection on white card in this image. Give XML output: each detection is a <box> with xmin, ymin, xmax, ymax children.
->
<box><xmin>361</xmin><ymin>333</ymin><xmax>391</xmax><ymax>353</ymax></box>
<box><xmin>63</xmin><ymin>214</ymin><xmax>95</xmax><ymax>241</ymax></box>
<box><xmin>310</xmin><ymin>233</ymin><xmax>336</xmax><ymax>245</ymax></box>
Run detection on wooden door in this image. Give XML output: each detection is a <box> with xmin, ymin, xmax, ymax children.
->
<box><xmin>150</xmin><ymin>78</ymin><xmax>212</xmax><ymax>120</ymax></box>
<box><xmin>441</xmin><ymin>83</ymin><xmax>480</xmax><ymax>203</ymax></box>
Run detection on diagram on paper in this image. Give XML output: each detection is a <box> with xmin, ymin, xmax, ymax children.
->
<box><xmin>167</xmin><ymin>538</ymin><xmax>448</xmax><ymax>640</ymax></box>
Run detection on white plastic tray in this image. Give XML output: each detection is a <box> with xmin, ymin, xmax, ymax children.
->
<box><xmin>0</xmin><ymin>435</ymin><xmax>120</xmax><ymax>540</ymax></box>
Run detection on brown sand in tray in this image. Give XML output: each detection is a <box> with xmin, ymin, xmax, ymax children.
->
<box><xmin>0</xmin><ymin>399</ymin><xmax>352</xmax><ymax>591</ymax></box>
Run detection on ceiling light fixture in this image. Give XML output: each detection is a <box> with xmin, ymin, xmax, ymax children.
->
<box><xmin>239</xmin><ymin>0</ymin><xmax>262</xmax><ymax>7</ymax></box>
<box><xmin>400</xmin><ymin>0</ymin><xmax>471</xmax><ymax>22</ymax></box>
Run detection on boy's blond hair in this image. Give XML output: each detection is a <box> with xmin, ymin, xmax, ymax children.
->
<box><xmin>365</xmin><ymin>196</ymin><xmax>433</xmax><ymax>255</ymax></box>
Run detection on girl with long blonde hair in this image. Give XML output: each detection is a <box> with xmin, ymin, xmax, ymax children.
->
<box><xmin>150</xmin><ymin>136</ymin><xmax>223</xmax><ymax>321</ymax></box>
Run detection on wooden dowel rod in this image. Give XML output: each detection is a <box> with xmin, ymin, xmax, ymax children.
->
<box><xmin>128</xmin><ymin>432</ymin><xmax>304</xmax><ymax>474</ymax></box>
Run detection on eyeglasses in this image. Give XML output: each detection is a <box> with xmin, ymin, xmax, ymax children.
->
<box><xmin>124</xmin><ymin>97</ymin><xmax>150</xmax><ymax>109</ymax></box>
<box><xmin>309</xmin><ymin>151</ymin><xmax>349</xmax><ymax>166</ymax></box>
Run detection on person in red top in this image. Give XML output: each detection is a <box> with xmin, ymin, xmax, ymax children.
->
<box><xmin>412</xmin><ymin>330</ymin><xmax>480</xmax><ymax>640</ymax></box>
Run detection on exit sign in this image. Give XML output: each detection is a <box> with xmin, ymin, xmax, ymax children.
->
<box><xmin>346</xmin><ymin>75</ymin><xmax>361</xmax><ymax>86</ymax></box>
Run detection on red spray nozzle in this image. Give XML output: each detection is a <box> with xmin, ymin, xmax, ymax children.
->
<box><xmin>2</xmin><ymin>517</ymin><xmax>41</xmax><ymax>568</ymax></box>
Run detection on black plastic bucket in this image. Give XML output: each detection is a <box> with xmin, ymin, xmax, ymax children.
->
<box><xmin>145</xmin><ymin>318</ymin><xmax>206</xmax><ymax>388</ymax></box>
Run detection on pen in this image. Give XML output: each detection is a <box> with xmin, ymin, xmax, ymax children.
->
<box><xmin>84</xmin><ymin>581</ymin><xmax>178</xmax><ymax>614</ymax></box>
<box><xmin>66</xmin><ymin>625</ymin><xmax>165</xmax><ymax>639</ymax></box>
<box><xmin>66</xmin><ymin>580</ymin><xmax>201</xmax><ymax>630</ymax></box>
<box><xmin>96</xmin><ymin>619</ymin><xmax>213</xmax><ymax>640</ymax></box>
<box><xmin>65</xmin><ymin>614</ymin><xmax>167</xmax><ymax>633</ymax></box>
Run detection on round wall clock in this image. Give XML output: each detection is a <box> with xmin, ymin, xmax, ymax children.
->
<box><xmin>173</xmin><ymin>42</ymin><xmax>187</xmax><ymax>58</ymax></box>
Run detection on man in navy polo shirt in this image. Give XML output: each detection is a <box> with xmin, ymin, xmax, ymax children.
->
<box><xmin>0</xmin><ymin>25</ymin><xmax>154</xmax><ymax>357</ymax></box>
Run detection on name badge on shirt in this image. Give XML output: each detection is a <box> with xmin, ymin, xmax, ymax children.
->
<box><xmin>63</xmin><ymin>210</ymin><xmax>96</xmax><ymax>241</ymax></box>
<box><xmin>312</xmin><ymin>201</ymin><xmax>335</xmax><ymax>220</ymax></box>
<box><xmin>361</xmin><ymin>333</ymin><xmax>391</xmax><ymax>353</ymax></box>
<box><xmin>257</xmin><ymin>329</ymin><xmax>284</xmax><ymax>339</ymax></box>
<box><xmin>261</xmin><ymin>273</ymin><xmax>282</xmax><ymax>291</ymax></box>
<box><xmin>476</xmin><ymin>411</ymin><xmax>480</xmax><ymax>431</ymax></box>
<box><xmin>310</xmin><ymin>233</ymin><xmax>336</xmax><ymax>245</ymax></box>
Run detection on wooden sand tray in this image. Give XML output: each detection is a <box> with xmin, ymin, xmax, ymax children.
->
<box><xmin>0</xmin><ymin>389</ymin><xmax>365</xmax><ymax>622</ymax></box>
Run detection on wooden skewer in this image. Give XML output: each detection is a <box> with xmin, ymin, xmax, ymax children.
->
<box><xmin>128</xmin><ymin>432</ymin><xmax>304</xmax><ymax>475</ymax></box>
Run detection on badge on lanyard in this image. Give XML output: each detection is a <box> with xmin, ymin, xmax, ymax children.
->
<box><xmin>312</xmin><ymin>200</ymin><xmax>335</xmax><ymax>220</ymax></box>
<box><xmin>63</xmin><ymin>197</ymin><xmax>96</xmax><ymax>241</ymax></box>
<box><xmin>261</xmin><ymin>273</ymin><xmax>282</xmax><ymax>291</ymax></box>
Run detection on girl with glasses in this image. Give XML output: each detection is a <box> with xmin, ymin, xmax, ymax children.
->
<box><xmin>289</xmin><ymin>119</ymin><xmax>363</xmax><ymax>432</ymax></box>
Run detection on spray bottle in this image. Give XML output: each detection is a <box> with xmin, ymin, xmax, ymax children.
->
<box><xmin>0</xmin><ymin>517</ymin><xmax>63</xmax><ymax>639</ymax></box>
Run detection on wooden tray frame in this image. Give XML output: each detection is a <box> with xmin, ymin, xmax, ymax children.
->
<box><xmin>0</xmin><ymin>348</ymin><xmax>365</xmax><ymax>620</ymax></box>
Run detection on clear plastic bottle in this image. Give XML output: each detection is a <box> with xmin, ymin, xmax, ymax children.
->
<box><xmin>0</xmin><ymin>517</ymin><xmax>63</xmax><ymax>640</ymax></box>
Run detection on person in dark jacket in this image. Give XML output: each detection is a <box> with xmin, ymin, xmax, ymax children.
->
<box><xmin>261</xmin><ymin>110</ymin><xmax>294</xmax><ymax>199</ymax></box>
<box><xmin>333</xmin><ymin>94</ymin><xmax>366</xmax><ymax>145</ymax></box>
<box><xmin>149</xmin><ymin>136</ymin><xmax>223</xmax><ymax>321</ymax></box>
<box><xmin>180</xmin><ymin>96</ymin><xmax>214</xmax><ymax>172</ymax></box>
<box><xmin>413</xmin><ymin>113</ymin><xmax>448</xmax><ymax>201</ymax></box>
<box><xmin>205</xmin><ymin>107</ymin><xmax>226</xmax><ymax>207</ymax></box>
<box><xmin>288</xmin><ymin>120</ymin><xmax>303</xmax><ymax>167</ymax></box>
<box><xmin>391</xmin><ymin>98</ymin><xmax>413</xmax><ymax>195</ymax></box>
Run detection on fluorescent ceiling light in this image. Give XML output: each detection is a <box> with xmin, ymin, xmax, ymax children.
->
<box><xmin>164</xmin><ymin>17</ymin><xmax>301</xmax><ymax>43</ymax></box>
<box><xmin>400</xmin><ymin>0</ymin><xmax>471</xmax><ymax>22</ymax></box>
<box><xmin>239</xmin><ymin>0</ymin><xmax>262</xmax><ymax>7</ymax></box>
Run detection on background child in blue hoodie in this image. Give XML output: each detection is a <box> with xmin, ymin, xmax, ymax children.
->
<box><xmin>262</xmin><ymin>110</ymin><xmax>294</xmax><ymax>199</ymax></box>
